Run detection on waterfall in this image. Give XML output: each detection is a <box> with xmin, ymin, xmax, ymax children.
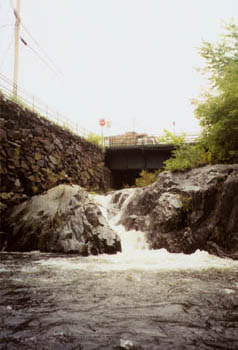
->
<box><xmin>93</xmin><ymin>190</ymin><xmax>149</xmax><ymax>254</ymax></box>
<box><xmin>90</xmin><ymin>191</ymin><xmax>238</xmax><ymax>272</ymax></box>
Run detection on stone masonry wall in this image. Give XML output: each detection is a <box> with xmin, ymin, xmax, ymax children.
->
<box><xmin>0</xmin><ymin>93</ymin><xmax>112</xmax><ymax>214</ymax></box>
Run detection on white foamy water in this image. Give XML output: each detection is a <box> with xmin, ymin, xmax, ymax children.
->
<box><xmin>1</xmin><ymin>188</ymin><xmax>238</xmax><ymax>350</ymax></box>
<box><xmin>37</xmin><ymin>191</ymin><xmax>238</xmax><ymax>273</ymax></box>
<box><xmin>38</xmin><ymin>248</ymin><xmax>238</xmax><ymax>273</ymax></box>
<box><xmin>93</xmin><ymin>191</ymin><xmax>149</xmax><ymax>253</ymax></box>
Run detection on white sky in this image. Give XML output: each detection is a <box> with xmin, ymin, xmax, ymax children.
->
<box><xmin>0</xmin><ymin>0</ymin><xmax>237</xmax><ymax>136</ymax></box>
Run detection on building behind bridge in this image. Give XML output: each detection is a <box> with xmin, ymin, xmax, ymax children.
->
<box><xmin>104</xmin><ymin>131</ymin><xmax>158</xmax><ymax>147</ymax></box>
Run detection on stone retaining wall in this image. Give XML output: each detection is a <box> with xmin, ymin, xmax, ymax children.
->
<box><xmin>0</xmin><ymin>93</ymin><xmax>112</xmax><ymax>214</ymax></box>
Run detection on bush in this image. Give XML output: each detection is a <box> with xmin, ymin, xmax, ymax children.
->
<box><xmin>135</xmin><ymin>169</ymin><xmax>162</xmax><ymax>187</ymax></box>
<box><xmin>86</xmin><ymin>133</ymin><xmax>103</xmax><ymax>147</ymax></box>
<box><xmin>164</xmin><ymin>143</ymin><xmax>210</xmax><ymax>172</ymax></box>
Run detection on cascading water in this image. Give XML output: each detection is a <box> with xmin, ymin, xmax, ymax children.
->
<box><xmin>0</xmin><ymin>190</ymin><xmax>238</xmax><ymax>350</ymax></box>
<box><xmin>93</xmin><ymin>191</ymin><xmax>149</xmax><ymax>254</ymax></box>
<box><xmin>91</xmin><ymin>191</ymin><xmax>238</xmax><ymax>272</ymax></box>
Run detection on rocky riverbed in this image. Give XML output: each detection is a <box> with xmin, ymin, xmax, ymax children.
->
<box><xmin>1</xmin><ymin>164</ymin><xmax>238</xmax><ymax>259</ymax></box>
<box><xmin>1</xmin><ymin>164</ymin><xmax>238</xmax><ymax>349</ymax></box>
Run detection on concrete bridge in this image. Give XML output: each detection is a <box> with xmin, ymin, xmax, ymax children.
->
<box><xmin>105</xmin><ymin>143</ymin><xmax>174</xmax><ymax>170</ymax></box>
<box><xmin>104</xmin><ymin>143</ymin><xmax>174</xmax><ymax>188</ymax></box>
<box><xmin>104</xmin><ymin>132</ymin><xmax>199</xmax><ymax>187</ymax></box>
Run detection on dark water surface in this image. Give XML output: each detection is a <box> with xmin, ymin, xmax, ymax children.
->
<box><xmin>0</xmin><ymin>251</ymin><xmax>238</xmax><ymax>350</ymax></box>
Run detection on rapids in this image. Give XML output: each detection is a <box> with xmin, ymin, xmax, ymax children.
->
<box><xmin>1</xmin><ymin>191</ymin><xmax>238</xmax><ymax>349</ymax></box>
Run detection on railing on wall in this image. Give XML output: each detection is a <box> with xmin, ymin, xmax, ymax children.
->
<box><xmin>0</xmin><ymin>73</ymin><xmax>92</xmax><ymax>138</ymax></box>
<box><xmin>0</xmin><ymin>74</ymin><xmax>201</xmax><ymax>147</ymax></box>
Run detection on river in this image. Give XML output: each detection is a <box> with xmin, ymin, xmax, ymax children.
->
<box><xmin>1</xmin><ymin>192</ymin><xmax>238</xmax><ymax>349</ymax></box>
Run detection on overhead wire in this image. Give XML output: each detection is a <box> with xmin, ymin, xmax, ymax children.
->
<box><xmin>9</xmin><ymin>0</ymin><xmax>63</xmax><ymax>78</ymax></box>
<box><xmin>25</xmin><ymin>41</ymin><xmax>62</xmax><ymax>77</ymax></box>
<box><xmin>0</xmin><ymin>1</ymin><xmax>14</xmax><ymax>70</ymax></box>
<box><xmin>20</xmin><ymin>22</ymin><xmax>63</xmax><ymax>76</ymax></box>
<box><xmin>0</xmin><ymin>38</ymin><xmax>14</xmax><ymax>68</ymax></box>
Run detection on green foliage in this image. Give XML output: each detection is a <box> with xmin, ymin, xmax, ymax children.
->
<box><xmin>195</xmin><ymin>60</ymin><xmax>238</xmax><ymax>162</ymax></box>
<box><xmin>86</xmin><ymin>133</ymin><xmax>103</xmax><ymax>147</ymax></box>
<box><xmin>198</xmin><ymin>21</ymin><xmax>238</xmax><ymax>85</ymax></box>
<box><xmin>164</xmin><ymin>143</ymin><xmax>210</xmax><ymax>171</ymax></box>
<box><xmin>135</xmin><ymin>169</ymin><xmax>162</xmax><ymax>187</ymax></box>
<box><xmin>10</xmin><ymin>95</ymin><xmax>28</xmax><ymax>110</ymax></box>
<box><xmin>180</xmin><ymin>195</ymin><xmax>193</xmax><ymax>213</ymax></box>
<box><xmin>195</xmin><ymin>21</ymin><xmax>238</xmax><ymax>163</ymax></box>
<box><xmin>157</xmin><ymin>130</ymin><xmax>186</xmax><ymax>147</ymax></box>
<box><xmin>164</xmin><ymin>21</ymin><xmax>238</xmax><ymax>171</ymax></box>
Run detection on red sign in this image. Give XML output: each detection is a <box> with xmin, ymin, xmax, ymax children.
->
<box><xmin>99</xmin><ymin>119</ymin><xmax>106</xmax><ymax>126</ymax></box>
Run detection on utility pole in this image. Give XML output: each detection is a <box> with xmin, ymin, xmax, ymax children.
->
<box><xmin>13</xmin><ymin>0</ymin><xmax>21</xmax><ymax>97</ymax></box>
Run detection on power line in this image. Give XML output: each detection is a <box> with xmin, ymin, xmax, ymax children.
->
<box><xmin>0</xmin><ymin>38</ymin><xmax>14</xmax><ymax>68</ymax></box>
<box><xmin>9</xmin><ymin>0</ymin><xmax>62</xmax><ymax>78</ymax></box>
<box><xmin>25</xmin><ymin>41</ymin><xmax>62</xmax><ymax>77</ymax></box>
<box><xmin>21</xmin><ymin>22</ymin><xmax>63</xmax><ymax>76</ymax></box>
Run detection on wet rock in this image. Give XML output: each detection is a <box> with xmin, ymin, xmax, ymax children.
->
<box><xmin>4</xmin><ymin>184</ymin><xmax>121</xmax><ymax>255</ymax></box>
<box><xmin>0</xmin><ymin>128</ymin><xmax>7</xmax><ymax>140</ymax></box>
<box><xmin>115</xmin><ymin>165</ymin><xmax>238</xmax><ymax>258</ymax></box>
<box><xmin>14</xmin><ymin>178</ymin><xmax>21</xmax><ymax>188</ymax></box>
<box><xmin>0</xmin><ymin>232</ymin><xmax>7</xmax><ymax>251</ymax></box>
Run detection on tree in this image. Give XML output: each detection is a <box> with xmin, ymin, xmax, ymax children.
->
<box><xmin>194</xmin><ymin>22</ymin><xmax>238</xmax><ymax>163</ymax></box>
<box><xmin>198</xmin><ymin>22</ymin><xmax>238</xmax><ymax>85</ymax></box>
<box><xmin>164</xmin><ymin>21</ymin><xmax>238</xmax><ymax>171</ymax></box>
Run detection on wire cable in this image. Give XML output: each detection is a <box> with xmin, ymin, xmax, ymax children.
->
<box><xmin>9</xmin><ymin>0</ymin><xmax>62</xmax><ymax>77</ymax></box>
<box><xmin>0</xmin><ymin>38</ymin><xmax>14</xmax><ymax>69</ymax></box>
<box><xmin>25</xmin><ymin>42</ymin><xmax>62</xmax><ymax>77</ymax></box>
<box><xmin>21</xmin><ymin>22</ymin><xmax>63</xmax><ymax>76</ymax></box>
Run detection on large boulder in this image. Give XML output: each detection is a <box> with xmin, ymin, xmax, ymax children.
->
<box><xmin>3</xmin><ymin>184</ymin><xmax>121</xmax><ymax>255</ymax></box>
<box><xmin>114</xmin><ymin>165</ymin><xmax>238</xmax><ymax>259</ymax></box>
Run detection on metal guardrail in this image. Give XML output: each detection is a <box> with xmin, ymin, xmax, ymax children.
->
<box><xmin>104</xmin><ymin>133</ymin><xmax>200</xmax><ymax>148</ymax></box>
<box><xmin>0</xmin><ymin>74</ymin><xmax>200</xmax><ymax>147</ymax></box>
<box><xmin>0</xmin><ymin>73</ymin><xmax>92</xmax><ymax>138</ymax></box>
